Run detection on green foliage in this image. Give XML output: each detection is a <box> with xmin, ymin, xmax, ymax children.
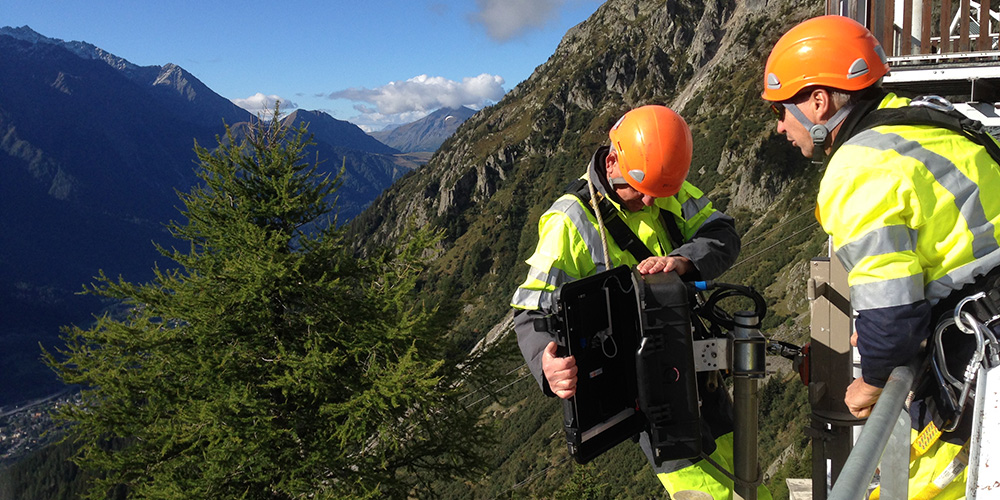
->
<box><xmin>0</xmin><ymin>439</ymin><xmax>125</xmax><ymax>500</ymax></box>
<box><xmin>42</xmin><ymin>116</ymin><xmax>496</xmax><ymax>499</ymax></box>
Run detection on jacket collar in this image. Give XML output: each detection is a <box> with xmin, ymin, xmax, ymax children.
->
<box><xmin>829</xmin><ymin>88</ymin><xmax>892</xmax><ymax>157</ymax></box>
<box><xmin>587</xmin><ymin>145</ymin><xmax>623</xmax><ymax>205</ymax></box>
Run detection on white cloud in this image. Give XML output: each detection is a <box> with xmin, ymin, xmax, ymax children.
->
<box><xmin>231</xmin><ymin>93</ymin><xmax>299</xmax><ymax>117</ymax></box>
<box><xmin>327</xmin><ymin>73</ymin><xmax>505</xmax><ymax>119</ymax></box>
<box><xmin>470</xmin><ymin>0</ymin><xmax>565</xmax><ymax>41</ymax></box>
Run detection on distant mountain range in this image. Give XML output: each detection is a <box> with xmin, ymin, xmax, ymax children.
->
<box><xmin>370</xmin><ymin>106</ymin><xmax>476</xmax><ymax>153</ymax></box>
<box><xmin>0</xmin><ymin>26</ymin><xmax>416</xmax><ymax>406</ymax></box>
<box><xmin>284</xmin><ymin>109</ymin><xmax>400</xmax><ymax>155</ymax></box>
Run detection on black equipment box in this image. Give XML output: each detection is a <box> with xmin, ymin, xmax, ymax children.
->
<box><xmin>552</xmin><ymin>265</ymin><xmax>702</xmax><ymax>464</ymax></box>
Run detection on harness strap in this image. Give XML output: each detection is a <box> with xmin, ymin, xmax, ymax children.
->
<box><xmin>912</xmin><ymin>443</ymin><xmax>969</xmax><ymax>500</ymax></box>
<box><xmin>912</xmin><ymin>420</ymin><xmax>943</xmax><ymax>458</ymax></box>
<box><xmin>566</xmin><ymin>178</ymin><xmax>652</xmax><ymax>261</ymax></box>
<box><xmin>854</xmin><ymin>102</ymin><xmax>1000</xmax><ymax>168</ymax></box>
<box><xmin>565</xmin><ymin>178</ymin><xmax>685</xmax><ymax>261</ymax></box>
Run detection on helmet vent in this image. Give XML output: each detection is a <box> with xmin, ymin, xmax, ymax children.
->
<box><xmin>874</xmin><ymin>45</ymin><xmax>888</xmax><ymax>64</ymax></box>
<box><xmin>628</xmin><ymin>169</ymin><xmax>645</xmax><ymax>183</ymax></box>
<box><xmin>847</xmin><ymin>58</ymin><xmax>870</xmax><ymax>79</ymax></box>
<box><xmin>766</xmin><ymin>73</ymin><xmax>782</xmax><ymax>89</ymax></box>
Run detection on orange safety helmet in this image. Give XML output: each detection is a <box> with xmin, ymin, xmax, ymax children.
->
<box><xmin>762</xmin><ymin>15</ymin><xmax>889</xmax><ymax>102</ymax></box>
<box><xmin>608</xmin><ymin>105</ymin><xmax>693</xmax><ymax>198</ymax></box>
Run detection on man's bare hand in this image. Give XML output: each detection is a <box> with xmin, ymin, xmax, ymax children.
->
<box><xmin>845</xmin><ymin>377</ymin><xmax>883</xmax><ymax>418</ymax></box>
<box><xmin>542</xmin><ymin>341</ymin><xmax>577</xmax><ymax>399</ymax></box>
<box><xmin>636</xmin><ymin>256</ymin><xmax>692</xmax><ymax>276</ymax></box>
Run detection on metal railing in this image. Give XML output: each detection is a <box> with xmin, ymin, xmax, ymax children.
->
<box><xmin>827</xmin><ymin>359</ymin><xmax>921</xmax><ymax>500</ymax></box>
<box><xmin>828</xmin><ymin>0</ymin><xmax>1000</xmax><ymax>57</ymax></box>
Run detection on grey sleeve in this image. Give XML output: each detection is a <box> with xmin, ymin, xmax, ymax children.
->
<box><xmin>513</xmin><ymin>309</ymin><xmax>557</xmax><ymax>397</ymax></box>
<box><xmin>669</xmin><ymin>211</ymin><xmax>741</xmax><ymax>281</ymax></box>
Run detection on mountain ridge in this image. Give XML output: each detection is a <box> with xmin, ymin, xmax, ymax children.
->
<box><xmin>370</xmin><ymin>106</ymin><xmax>477</xmax><ymax>153</ymax></box>
<box><xmin>284</xmin><ymin>109</ymin><xmax>401</xmax><ymax>155</ymax></box>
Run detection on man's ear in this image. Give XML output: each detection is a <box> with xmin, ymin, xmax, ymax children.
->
<box><xmin>811</xmin><ymin>88</ymin><xmax>833</xmax><ymax>122</ymax></box>
<box><xmin>605</xmin><ymin>147</ymin><xmax>618</xmax><ymax>177</ymax></box>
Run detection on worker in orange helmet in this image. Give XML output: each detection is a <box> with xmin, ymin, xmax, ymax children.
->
<box><xmin>763</xmin><ymin>15</ymin><xmax>1000</xmax><ymax>499</ymax></box>
<box><xmin>512</xmin><ymin>105</ymin><xmax>769</xmax><ymax>499</ymax></box>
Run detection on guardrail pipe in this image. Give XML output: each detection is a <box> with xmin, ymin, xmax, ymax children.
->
<box><xmin>828</xmin><ymin>359</ymin><xmax>920</xmax><ymax>500</ymax></box>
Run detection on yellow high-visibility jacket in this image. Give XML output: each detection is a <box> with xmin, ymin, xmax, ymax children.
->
<box><xmin>817</xmin><ymin>92</ymin><xmax>1000</xmax><ymax>388</ymax></box>
<box><xmin>510</xmin><ymin>146</ymin><xmax>739</xmax><ymax>316</ymax></box>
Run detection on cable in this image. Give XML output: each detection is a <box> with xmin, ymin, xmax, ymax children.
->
<box><xmin>731</xmin><ymin>220</ymin><xmax>820</xmax><ymax>270</ymax></box>
<box><xmin>458</xmin><ymin>363</ymin><xmax>527</xmax><ymax>401</ymax></box>
<box><xmin>492</xmin><ymin>456</ymin><xmax>572</xmax><ymax>499</ymax></box>
<box><xmin>690</xmin><ymin>281</ymin><xmax>768</xmax><ymax>330</ymax></box>
<box><xmin>739</xmin><ymin>208</ymin><xmax>816</xmax><ymax>248</ymax></box>
<box><xmin>462</xmin><ymin>373</ymin><xmax>533</xmax><ymax>409</ymax></box>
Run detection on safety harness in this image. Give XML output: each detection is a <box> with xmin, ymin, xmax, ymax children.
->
<box><xmin>564</xmin><ymin>177</ymin><xmax>685</xmax><ymax>262</ymax></box>
<box><xmin>852</xmin><ymin>95</ymin><xmax>1000</xmax><ymax>166</ymax></box>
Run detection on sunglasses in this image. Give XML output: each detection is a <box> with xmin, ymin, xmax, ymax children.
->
<box><xmin>769</xmin><ymin>102</ymin><xmax>785</xmax><ymax>121</ymax></box>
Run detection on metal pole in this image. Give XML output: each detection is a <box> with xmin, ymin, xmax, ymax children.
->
<box><xmin>879</xmin><ymin>408</ymin><xmax>913</xmax><ymax>499</ymax></box>
<box><xmin>732</xmin><ymin>312</ymin><xmax>765</xmax><ymax>500</ymax></box>
<box><xmin>734</xmin><ymin>376</ymin><xmax>759</xmax><ymax>500</ymax></box>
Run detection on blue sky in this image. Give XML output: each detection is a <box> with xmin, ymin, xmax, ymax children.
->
<box><xmin>2</xmin><ymin>0</ymin><xmax>606</xmax><ymax>131</ymax></box>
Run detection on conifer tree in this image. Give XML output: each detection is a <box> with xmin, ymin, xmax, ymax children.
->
<box><xmin>45</xmin><ymin>115</ymin><xmax>494</xmax><ymax>499</ymax></box>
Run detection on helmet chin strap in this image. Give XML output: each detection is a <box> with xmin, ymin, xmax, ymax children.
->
<box><xmin>783</xmin><ymin>101</ymin><xmax>854</xmax><ymax>165</ymax></box>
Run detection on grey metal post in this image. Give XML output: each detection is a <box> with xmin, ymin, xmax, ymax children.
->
<box><xmin>734</xmin><ymin>376</ymin><xmax>759</xmax><ymax>500</ymax></box>
<box><xmin>732</xmin><ymin>311</ymin><xmax>766</xmax><ymax>500</ymax></box>
<box><xmin>879</xmin><ymin>408</ymin><xmax>913</xmax><ymax>499</ymax></box>
<box><xmin>808</xmin><ymin>256</ymin><xmax>859</xmax><ymax>500</ymax></box>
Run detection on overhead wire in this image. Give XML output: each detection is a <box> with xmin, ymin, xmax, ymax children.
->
<box><xmin>731</xmin><ymin>220</ymin><xmax>821</xmax><ymax>270</ymax></box>
<box><xmin>738</xmin><ymin>207</ymin><xmax>816</xmax><ymax>248</ymax></box>
<box><xmin>492</xmin><ymin>456</ymin><xmax>572</xmax><ymax>499</ymax></box>
<box><xmin>459</xmin><ymin>363</ymin><xmax>528</xmax><ymax>403</ymax></box>
<box><xmin>463</xmin><ymin>372</ymin><xmax>533</xmax><ymax>409</ymax></box>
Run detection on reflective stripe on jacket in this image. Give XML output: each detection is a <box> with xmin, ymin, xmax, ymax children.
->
<box><xmin>817</xmin><ymin>92</ymin><xmax>1000</xmax><ymax>385</ymax></box>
